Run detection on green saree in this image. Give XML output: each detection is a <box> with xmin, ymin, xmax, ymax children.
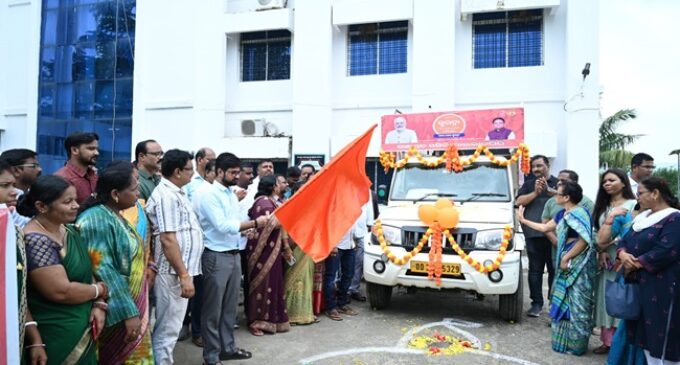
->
<box><xmin>25</xmin><ymin>225</ymin><xmax>96</xmax><ymax>365</ymax></box>
<box><xmin>284</xmin><ymin>245</ymin><xmax>316</xmax><ymax>324</ymax></box>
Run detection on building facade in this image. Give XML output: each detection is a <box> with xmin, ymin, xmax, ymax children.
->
<box><xmin>0</xmin><ymin>0</ymin><xmax>601</xmax><ymax>195</ymax></box>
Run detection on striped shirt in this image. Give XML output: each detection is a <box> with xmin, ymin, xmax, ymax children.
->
<box><xmin>146</xmin><ymin>178</ymin><xmax>204</xmax><ymax>276</ymax></box>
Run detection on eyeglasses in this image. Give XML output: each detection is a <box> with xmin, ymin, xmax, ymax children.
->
<box><xmin>16</xmin><ymin>163</ymin><xmax>41</xmax><ymax>169</ymax></box>
<box><xmin>146</xmin><ymin>151</ymin><xmax>164</xmax><ymax>157</ymax></box>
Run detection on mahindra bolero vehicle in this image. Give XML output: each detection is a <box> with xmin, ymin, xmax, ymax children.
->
<box><xmin>364</xmin><ymin>155</ymin><xmax>525</xmax><ymax>322</ymax></box>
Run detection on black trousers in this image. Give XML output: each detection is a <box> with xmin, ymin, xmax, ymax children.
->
<box><xmin>526</xmin><ymin>236</ymin><xmax>555</xmax><ymax>307</ymax></box>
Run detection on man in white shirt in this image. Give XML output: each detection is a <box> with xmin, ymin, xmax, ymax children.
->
<box><xmin>232</xmin><ymin>164</ymin><xmax>254</xmax><ymax>322</ymax></box>
<box><xmin>384</xmin><ymin>116</ymin><xmax>418</xmax><ymax>144</ymax></box>
<box><xmin>246</xmin><ymin>159</ymin><xmax>274</xmax><ymax>199</ymax></box>
<box><xmin>628</xmin><ymin>153</ymin><xmax>655</xmax><ymax>197</ymax></box>
<box><xmin>323</xmin><ymin>204</ymin><xmax>371</xmax><ymax>321</ymax></box>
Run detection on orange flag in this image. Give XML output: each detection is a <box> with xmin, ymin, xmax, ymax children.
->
<box><xmin>275</xmin><ymin>124</ymin><xmax>376</xmax><ymax>262</ymax></box>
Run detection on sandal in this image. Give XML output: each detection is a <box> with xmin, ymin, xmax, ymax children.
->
<box><xmin>248</xmin><ymin>327</ymin><xmax>264</xmax><ymax>336</ymax></box>
<box><xmin>325</xmin><ymin>309</ymin><xmax>343</xmax><ymax>321</ymax></box>
<box><xmin>593</xmin><ymin>345</ymin><xmax>610</xmax><ymax>354</ymax></box>
<box><xmin>338</xmin><ymin>305</ymin><xmax>358</xmax><ymax>316</ymax></box>
<box><xmin>220</xmin><ymin>348</ymin><xmax>252</xmax><ymax>361</ymax></box>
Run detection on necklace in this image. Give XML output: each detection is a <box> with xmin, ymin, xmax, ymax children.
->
<box><xmin>33</xmin><ymin>218</ymin><xmax>66</xmax><ymax>246</ymax></box>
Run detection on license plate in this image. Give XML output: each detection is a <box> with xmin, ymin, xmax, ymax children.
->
<box><xmin>409</xmin><ymin>261</ymin><xmax>461</xmax><ymax>276</ymax></box>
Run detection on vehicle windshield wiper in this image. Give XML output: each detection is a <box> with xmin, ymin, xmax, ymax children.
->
<box><xmin>415</xmin><ymin>192</ymin><xmax>457</xmax><ymax>202</ymax></box>
<box><xmin>459</xmin><ymin>192</ymin><xmax>507</xmax><ymax>204</ymax></box>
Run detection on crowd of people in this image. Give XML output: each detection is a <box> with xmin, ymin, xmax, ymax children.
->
<box><xmin>516</xmin><ymin>153</ymin><xmax>680</xmax><ymax>364</ymax></box>
<box><xmin>2</xmin><ymin>132</ymin><xmax>374</xmax><ymax>365</ymax></box>
<box><xmin>2</xmin><ymin>131</ymin><xmax>679</xmax><ymax>365</ymax></box>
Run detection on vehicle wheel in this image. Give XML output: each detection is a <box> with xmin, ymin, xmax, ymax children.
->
<box><xmin>499</xmin><ymin>261</ymin><xmax>523</xmax><ymax>323</ymax></box>
<box><xmin>367</xmin><ymin>282</ymin><xmax>392</xmax><ymax>310</ymax></box>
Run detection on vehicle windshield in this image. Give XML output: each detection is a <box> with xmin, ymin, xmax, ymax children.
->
<box><xmin>390</xmin><ymin>162</ymin><xmax>511</xmax><ymax>202</ymax></box>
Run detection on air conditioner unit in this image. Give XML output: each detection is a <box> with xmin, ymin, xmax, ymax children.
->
<box><xmin>256</xmin><ymin>0</ymin><xmax>287</xmax><ymax>11</ymax></box>
<box><xmin>263</xmin><ymin>121</ymin><xmax>282</xmax><ymax>137</ymax></box>
<box><xmin>241</xmin><ymin>119</ymin><xmax>265</xmax><ymax>136</ymax></box>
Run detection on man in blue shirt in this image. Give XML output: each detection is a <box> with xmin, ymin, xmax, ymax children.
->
<box><xmin>193</xmin><ymin>152</ymin><xmax>268</xmax><ymax>364</ymax></box>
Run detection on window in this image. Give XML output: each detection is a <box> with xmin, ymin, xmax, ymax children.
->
<box><xmin>348</xmin><ymin>21</ymin><xmax>408</xmax><ymax>76</ymax></box>
<box><xmin>240</xmin><ymin>30</ymin><xmax>291</xmax><ymax>82</ymax></box>
<box><xmin>472</xmin><ymin>9</ymin><xmax>543</xmax><ymax>69</ymax></box>
<box><xmin>37</xmin><ymin>0</ymin><xmax>136</xmax><ymax>173</ymax></box>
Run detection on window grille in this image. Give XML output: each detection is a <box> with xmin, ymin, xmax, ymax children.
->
<box><xmin>472</xmin><ymin>10</ymin><xmax>543</xmax><ymax>69</ymax></box>
<box><xmin>348</xmin><ymin>21</ymin><xmax>408</xmax><ymax>76</ymax></box>
<box><xmin>241</xmin><ymin>30</ymin><xmax>291</xmax><ymax>81</ymax></box>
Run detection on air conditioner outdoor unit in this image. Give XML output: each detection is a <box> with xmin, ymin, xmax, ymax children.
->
<box><xmin>256</xmin><ymin>0</ymin><xmax>287</xmax><ymax>11</ymax></box>
<box><xmin>241</xmin><ymin>119</ymin><xmax>265</xmax><ymax>136</ymax></box>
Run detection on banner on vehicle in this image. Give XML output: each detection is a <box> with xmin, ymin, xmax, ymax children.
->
<box><xmin>380</xmin><ymin>108</ymin><xmax>524</xmax><ymax>152</ymax></box>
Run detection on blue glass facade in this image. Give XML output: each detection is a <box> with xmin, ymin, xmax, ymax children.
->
<box><xmin>37</xmin><ymin>0</ymin><xmax>135</xmax><ymax>173</ymax></box>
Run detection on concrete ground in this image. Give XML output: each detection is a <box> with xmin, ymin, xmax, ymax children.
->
<box><xmin>174</xmin><ymin>268</ymin><xmax>607</xmax><ymax>365</ymax></box>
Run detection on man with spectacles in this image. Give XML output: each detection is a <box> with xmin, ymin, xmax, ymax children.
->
<box><xmin>135</xmin><ymin>139</ymin><xmax>164</xmax><ymax>201</ymax></box>
<box><xmin>628</xmin><ymin>153</ymin><xmax>655</xmax><ymax>197</ymax></box>
<box><xmin>0</xmin><ymin>148</ymin><xmax>42</xmax><ymax>197</ymax></box>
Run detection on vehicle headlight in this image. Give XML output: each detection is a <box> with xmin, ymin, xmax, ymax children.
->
<box><xmin>474</xmin><ymin>229</ymin><xmax>504</xmax><ymax>250</ymax></box>
<box><xmin>372</xmin><ymin>225</ymin><xmax>402</xmax><ymax>246</ymax></box>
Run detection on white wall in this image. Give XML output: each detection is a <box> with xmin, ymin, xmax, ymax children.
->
<box><xmin>0</xmin><ymin>0</ymin><xmax>41</xmax><ymax>151</ymax></box>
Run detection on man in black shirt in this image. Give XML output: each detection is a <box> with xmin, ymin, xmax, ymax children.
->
<box><xmin>516</xmin><ymin>155</ymin><xmax>558</xmax><ymax>317</ymax></box>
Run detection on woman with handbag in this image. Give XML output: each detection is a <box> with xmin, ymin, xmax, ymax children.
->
<box><xmin>617</xmin><ymin>177</ymin><xmax>680</xmax><ymax>365</ymax></box>
<box><xmin>518</xmin><ymin>181</ymin><xmax>597</xmax><ymax>355</ymax></box>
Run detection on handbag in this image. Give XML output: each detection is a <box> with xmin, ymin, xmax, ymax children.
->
<box><xmin>605</xmin><ymin>268</ymin><xmax>641</xmax><ymax>320</ymax></box>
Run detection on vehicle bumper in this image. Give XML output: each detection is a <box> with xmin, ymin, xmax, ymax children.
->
<box><xmin>363</xmin><ymin>245</ymin><xmax>521</xmax><ymax>295</ymax></box>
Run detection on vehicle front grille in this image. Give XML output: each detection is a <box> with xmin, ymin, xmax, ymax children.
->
<box><xmin>401</xmin><ymin>226</ymin><xmax>477</xmax><ymax>254</ymax></box>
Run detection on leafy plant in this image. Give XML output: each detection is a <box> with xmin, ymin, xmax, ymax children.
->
<box><xmin>599</xmin><ymin>109</ymin><xmax>642</xmax><ymax>169</ymax></box>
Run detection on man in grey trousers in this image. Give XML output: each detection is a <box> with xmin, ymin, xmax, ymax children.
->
<box><xmin>193</xmin><ymin>152</ymin><xmax>269</xmax><ymax>364</ymax></box>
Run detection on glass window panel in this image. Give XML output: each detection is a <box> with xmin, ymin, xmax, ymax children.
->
<box><xmin>42</xmin><ymin>10</ymin><xmax>58</xmax><ymax>46</ymax></box>
<box><xmin>112</xmin><ymin>118</ymin><xmax>133</xmax><ymax>162</ymax></box>
<box><xmin>95</xmin><ymin>41</ymin><xmax>115</xmax><ymax>79</ymax></box>
<box><xmin>380</xmin><ymin>21</ymin><xmax>408</xmax><ymax>29</ymax></box>
<box><xmin>379</xmin><ymin>32</ymin><xmax>407</xmax><ymax>74</ymax></box>
<box><xmin>74</xmin><ymin>5</ymin><xmax>98</xmax><ymax>43</ymax></box>
<box><xmin>94</xmin><ymin>80</ymin><xmax>114</xmax><ymax>118</ymax></box>
<box><xmin>37</xmin><ymin>119</ymin><xmax>69</xmax><ymax>172</ymax></box>
<box><xmin>40</xmin><ymin>47</ymin><xmax>56</xmax><ymax>82</ymax></box>
<box><xmin>73</xmin><ymin>43</ymin><xmax>96</xmax><ymax>80</ymax></box>
<box><xmin>267</xmin><ymin>30</ymin><xmax>291</xmax><ymax>39</ymax></box>
<box><xmin>116</xmin><ymin>37</ymin><xmax>135</xmax><ymax>77</ymax></box>
<box><xmin>66</xmin><ymin>120</ymin><xmax>95</xmax><ymax>135</ymax></box>
<box><xmin>508</xmin><ymin>20</ymin><xmax>542</xmax><ymax>67</ymax></box>
<box><xmin>39</xmin><ymin>85</ymin><xmax>55</xmax><ymax>118</ymax></box>
<box><xmin>241</xmin><ymin>31</ymin><xmax>267</xmax><ymax>41</ymax></box>
<box><xmin>349</xmin><ymin>34</ymin><xmax>377</xmax><ymax>76</ymax></box>
<box><xmin>55</xmin><ymin>84</ymin><xmax>74</xmax><ymax>120</ymax></box>
<box><xmin>55</xmin><ymin>45</ymin><xmax>76</xmax><ymax>83</ymax></box>
<box><xmin>94</xmin><ymin>2</ymin><xmax>116</xmax><ymax>42</ymax></box>
<box><xmin>267</xmin><ymin>41</ymin><xmax>291</xmax><ymax>80</ymax></box>
<box><xmin>474</xmin><ymin>23</ymin><xmax>506</xmax><ymax>69</ymax></box>
<box><xmin>74</xmin><ymin>81</ymin><xmax>94</xmax><ymax>119</ymax></box>
<box><xmin>472</xmin><ymin>12</ymin><xmax>506</xmax><ymax>22</ymax></box>
<box><xmin>242</xmin><ymin>43</ymin><xmax>267</xmax><ymax>81</ymax></box>
<box><xmin>114</xmin><ymin>79</ymin><xmax>133</xmax><ymax>118</ymax></box>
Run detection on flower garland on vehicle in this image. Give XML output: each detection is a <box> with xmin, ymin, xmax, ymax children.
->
<box><xmin>379</xmin><ymin>143</ymin><xmax>531</xmax><ymax>174</ymax></box>
<box><xmin>373</xmin><ymin>199</ymin><xmax>514</xmax><ymax>285</ymax></box>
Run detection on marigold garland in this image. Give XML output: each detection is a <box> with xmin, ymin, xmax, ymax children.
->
<box><xmin>379</xmin><ymin>143</ymin><xmax>531</xmax><ymax>174</ymax></box>
<box><xmin>408</xmin><ymin>332</ymin><xmax>477</xmax><ymax>356</ymax></box>
<box><xmin>373</xmin><ymin>221</ymin><xmax>514</xmax><ymax>277</ymax></box>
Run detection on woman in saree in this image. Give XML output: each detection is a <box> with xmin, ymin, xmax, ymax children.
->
<box><xmin>246</xmin><ymin>175</ymin><xmax>291</xmax><ymax>335</ymax></box>
<box><xmin>592</xmin><ymin>168</ymin><xmax>637</xmax><ymax>354</ymax></box>
<box><xmin>617</xmin><ymin>177</ymin><xmax>680</xmax><ymax>364</ymax></box>
<box><xmin>77</xmin><ymin>162</ymin><xmax>154</xmax><ymax>364</ymax></box>
<box><xmin>18</xmin><ymin>175</ymin><xmax>107</xmax><ymax>365</ymax></box>
<box><xmin>283</xmin><ymin>180</ymin><xmax>318</xmax><ymax>325</ymax></box>
<box><xmin>518</xmin><ymin>181</ymin><xmax>596</xmax><ymax>355</ymax></box>
<box><xmin>0</xmin><ymin>160</ymin><xmax>47</xmax><ymax>365</ymax></box>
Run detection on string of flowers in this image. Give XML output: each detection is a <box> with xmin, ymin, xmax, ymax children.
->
<box><xmin>443</xmin><ymin>225</ymin><xmax>513</xmax><ymax>273</ymax></box>
<box><xmin>373</xmin><ymin>220</ymin><xmax>431</xmax><ymax>266</ymax></box>
<box><xmin>427</xmin><ymin>224</ymin><xmax>444</xmax><ymax>285</ymax></box>
<box><xmin>379</xmin><ymin>143</ymin><xmax>531</xmax><ymax>174</ymax></box>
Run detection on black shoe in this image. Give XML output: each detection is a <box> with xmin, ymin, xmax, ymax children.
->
<box><xmin>349</xmin><ymin>292</ymin><xmax>367</xmax><ymax>302</ymax></box>
<box><xmin>527</xmin><ymin>304</ymin><xmax>541</xmax><ymax>317</ymax></box>
<box><xmin>219</xmin><ymin>348</ymin><xmax>252</xmax><ymax>361</ymax></box>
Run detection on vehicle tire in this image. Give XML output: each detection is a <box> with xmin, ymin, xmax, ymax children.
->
<box><xmin>499</xmin><ymin>260</ymin><xmax>523</xmax><ymax>323</ymax></box>
<box><xmin>367</xmin><ymin>282</ymin><xmax>392</xmax><ymax>310</ymax></box>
